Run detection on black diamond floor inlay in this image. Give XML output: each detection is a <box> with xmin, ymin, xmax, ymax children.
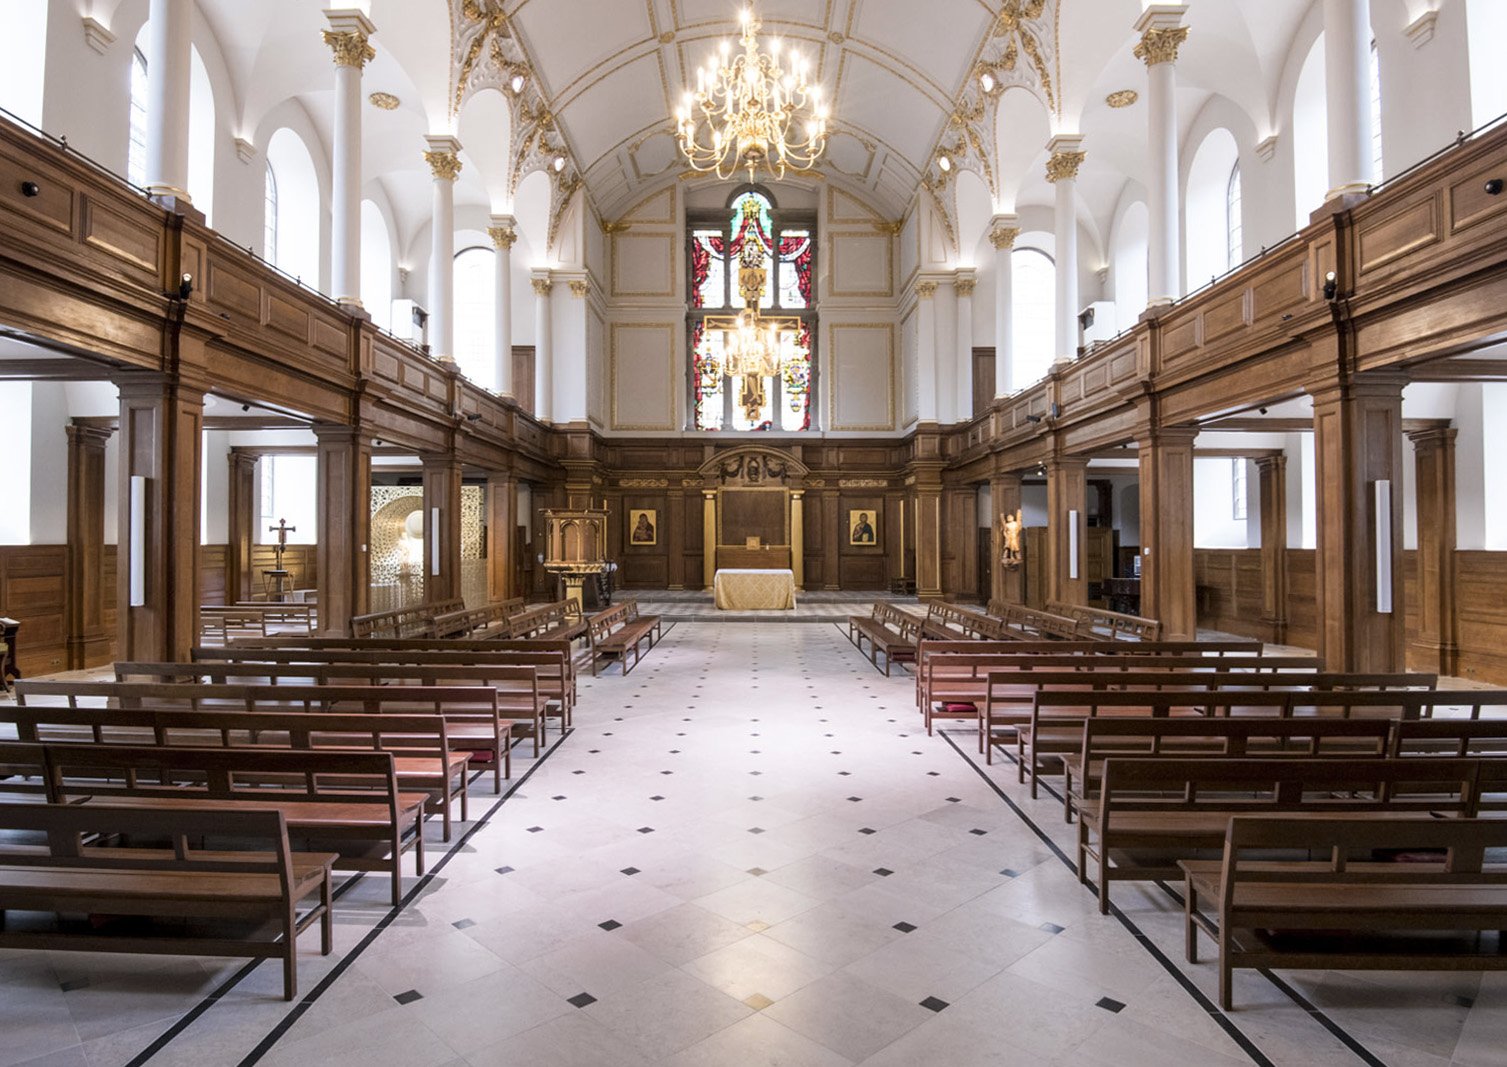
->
<box><xmin>637</xmin><ymin>826</ymin><xmax>655</xmax><ymax>834</ymax></box>
<box><xmin>567</xmin><ymin>992</ymin><xmax>597</xmax><ymax>1008</ymax></box>
<box><xmin>893</xmin><ymin>921</ymin><xmax>917</xmax><ymax>933</ymax></box>
<box><xmin>920</xmin><ymin>996</ymin><xmax>949</xmax><ymax>1012</ymax></box>
<box><xmin>495</xmin><ymin>866</ymin><xmax>515</xmax><ymax>875</ymax></box>
<box><xmin>1096</xmin><ymin>997</ymin><xmax>1125</xmax><ymax>1013</ymax></box>
<box><xmin>873</xmin><ymin>867</ymin><xmax>893</xmax><ymax>877</ymax></box>
<box><xmin>598</xmin><ymin>920</ymin><xmax>622</xmax><ymax>931</ymax></box>
<box><xmin>393</xmin><ymin>990</ymin><xmax>424</xmax><ymax>1005</ymax></box>
<box><xmin>858</xmin><ymin>827</ymin><xmax>876</xmax><ymax>835</ymax></box>
<box><xmin>1039</xmin><ymin>922</ymin><xmax>1065</xmax><ymax>935</ymax></box>
<box><xmin>621</xmin><ymin>867</ymin><xmax>640</xmax><ymax>876</ymax></box>
<box><xmin>452</xmin><ymin>918</ymin><xmax>476</xmax><ymax>930</ymax></box>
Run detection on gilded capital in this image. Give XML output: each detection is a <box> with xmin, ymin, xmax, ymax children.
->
<box><xmin>955</xmin><ymin>277</ymin><xmax>977</xmax><ymax>298</ymax></box>
<box><xmin>1046</xmin><ymin>150</ymin><xmax>1085</xmax><ymax>183</ymax></box>
<box><xmin>989</xmin><ymin>225</ymin><xmax>1021</xmax><ymax>250</ymax></box>
<box><xmin>488</xmin><ymin>224</ymin><xmax>517</xmax><ymax>249</ymax></box>
<box><xmin>916</xmin><ymin>281</ymin><xmax>938</xmax><ymax>299</ymax></box>
<box><xmin>531</xmin><ymin>277</ymin><xmax>553</xmax><ymax>297</ymax></box>
<box><xmin>568</xmin><ymin>279</ymin><xmax>589</xmax><ymax>298</ymax></box>
<box><xmin>322</xmin><ymin>28</ymin><xmax>375</xmax><ymax>68</ymax></box>
<box><xmin>424</xmin><ymin>150</ymin><xmax>463</xmax><ymax>181</ymax></box>
<box><xmin>1134</xmin><ymin>26</ymin><xmax>1189</xmax><ymax>66</ymax></box>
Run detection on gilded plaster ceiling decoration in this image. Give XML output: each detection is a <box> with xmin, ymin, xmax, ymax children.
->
<box><xmin>478</xmin><ymin>0</ymin><xmax>1016</xmax><ymax>220</ymax></box>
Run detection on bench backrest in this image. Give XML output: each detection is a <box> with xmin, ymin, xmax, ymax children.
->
<box><xmin>1046</xmin><ymin>601</ymin><xmax>1163</xmax><ymax>642</ymax></box>
<box><xmin>1393</xmin><ymin>719</ymin><xmax>1507</xmax><ymax>756</ymax></box>
<box><xmin>116</xmin><ymin>661</ymin><xmax>541</xmax><ymax>698</ymax></box>
<box><xmin>350</xmin><ymin>598</ymin><xmax>465</xmax><ymax>639</ymax></box>
<box><xmin>1078</xmin><ymin>716</ymin><xmax>1394</xmax><ymax>762</ymax></box>
<box><xmin>1033</xmin><ymin>687</ymin><xmax>1495</xmax><ymax>721</ymax></box>
<box><xmin>16</xmin><ymin>680</ymin><xmax>500</xmax><ymax>719</ymax></box>
<box><xmin>0</xmin><ymin>801</ymin><xmax>297</xmax><ymax>887</ymax></box>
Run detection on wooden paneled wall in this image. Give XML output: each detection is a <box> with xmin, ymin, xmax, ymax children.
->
<box><xmin>0</xmin><ymin>546</ymin><xmax>66</xmax><ymax>676</ymax></box>
<box><xmin>200</xmin><ymin>543</ymin><xmax>317</xmax><ymax>605</ymax></box>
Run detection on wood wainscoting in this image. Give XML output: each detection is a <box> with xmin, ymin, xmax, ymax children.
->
<box><xmin>0</xmin><ymin>545</ymin><xmax>66</xmax><ymax>676</ymax></box>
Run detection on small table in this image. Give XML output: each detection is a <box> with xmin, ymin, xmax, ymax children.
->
<box><xmin>714</xmin><ymin>569</ymin><xmax>797</xmax><ymax>610</ymax></box>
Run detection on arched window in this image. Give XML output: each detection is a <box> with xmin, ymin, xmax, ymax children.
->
<box><xmin>688</xmin><ymin>187</ymin><xmax>816</xmax><ymax>432</ymax></box>
<box><xmin>1011</xmin><ymin>247</ymin><xmax>1055</xmax><ymax>391</ymax></box>
<box><xmin>263</xmin><ymin>164</ymin><xmax>278</xmax><ymax>263</ymax></box>
<box><xmin>127</xmin><ymin>48</ymin><xmax>149</xmax><ymax>187</ymax></box>
<box><xmin>1226</xmin><ymin>163</ymin><xmax>1243</xmax><ymax>269</ymax></box>
<box><xmin>1111</xmin><ymin>202</ymin><xmax>1148</xmax><ymax>328</ymax></box>
<box><xmin>360</xmin><ymin>200</ymin><xmax>394</xmax><ymax>332</ymax></box>
<box><xmin>1187</xmin><ymin>128</ymin><xmax>1240</xmax><ymax>286</ymax></box>
<box><xmin>453</xmin><ymin>246</ymin><xmax>496</xmax><ymax>390</ymax></box>
<box><xmin>1293</xmin><ymin>35</ymin><xmax>1328</xmax><ymax>228</ymax></box>
<box><xmin>1369</xmin><ymin>39</ymin><xmax>1384</xmax><ymax>182</ymax></box>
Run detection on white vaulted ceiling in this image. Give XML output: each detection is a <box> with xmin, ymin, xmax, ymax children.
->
<box><xmin>505</xmin><ymin>0</ymin><xmax>999</xmax><ymax>218</ymax></box>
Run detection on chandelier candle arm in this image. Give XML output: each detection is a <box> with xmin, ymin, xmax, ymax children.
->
<box><xmin>675</xmin><ymin>7</ymin><xmax>830</xmax><ymax>181</ymax></box>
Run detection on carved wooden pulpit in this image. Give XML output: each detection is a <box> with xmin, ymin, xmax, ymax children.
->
<box><xmin>541</xmin><ymin>508</ymin><xmax>609</xmax><ymax>615</ymax></box>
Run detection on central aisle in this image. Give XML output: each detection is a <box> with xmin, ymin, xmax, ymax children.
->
<box><xmin>260</xmin><ymin>621</ymin><xmax>1255</xmax><ymax>1066</ymax></box>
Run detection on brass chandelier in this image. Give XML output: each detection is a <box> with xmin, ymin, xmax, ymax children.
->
<box><xmin>674</xmin><ymin>7</ymin><xmax>830</xmax><ymax>182</ymax></box>
<box><xmin>703</xmin><ymin>239</ymin><xmax>803</xmax><ymax>383</ymax></box>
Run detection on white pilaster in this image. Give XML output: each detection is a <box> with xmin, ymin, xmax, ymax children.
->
<box><xmin>1323</xmin><ymin>0</ymin><xmax>1375</xmax><ymax>199</ymax></box>
<box><xmin>323</xmin><ymin>8</ymin><xmax>375</xmax><ymax>308</ymax></box>
<box><xmin>531</xmin><ymin>271</ymin><xmax>554</xmax><ymax>421</ymax></box>
<box><xmin>1135</xmin><ymin>4</ymin><xmax>1188</xmax><ymax>306</ymax></box>
<box><xmin>915</xmin><ymin>280</ymin><xmax>938</xmax><ymax>423</ymax></box>
<box><xmin>1047</xmin><ymin>136</ymin><xmax>1085</xmax><ymax>364</ymax></box>
<box><xmin>143</xmin><ymin>0</ymin><xmax>192</xmax><ymax>201</ymax></box>
<box><xmin>488</xmin><ymin>216</ymin><xmax>517</xmax><ymax>398</ymax></box>
<box><xmin>423</xmin><ymin>135</ymin><xmax>462</xmax><ymax>363</ymax></box>
<box><xmin>955</xmin><ymin>272</ymin><xmax>976</xmax><ymax>420</ymax></box>
<box><xmin>990</xmin><ymin>216</ymin><xmax>1019</xmax><ymax>397</ymax></box>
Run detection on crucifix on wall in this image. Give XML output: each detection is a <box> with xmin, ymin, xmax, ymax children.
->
<box><xmin>268</xmin><ymin>518</ymin><xmax>296</xmax><ymax>572</ymax></box>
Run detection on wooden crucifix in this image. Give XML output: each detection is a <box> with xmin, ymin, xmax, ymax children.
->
<box><xmin>268</xmin><ymin>518</ymin><xmax>296</xmax><ymax>571</ymax></box>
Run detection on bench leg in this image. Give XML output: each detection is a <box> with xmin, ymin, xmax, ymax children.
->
<box><xmin>1075</xmin><ymin>825</ymin><xmax>1090</xmax><ymax>887</ymax></box>
<box><xmin>441</xmin><ymin>790</ymin><xmax>452</xmax><ymax>843</ymax></box>
<box><xmin>504</xmin><ymin>733</ymin><xmax>512</xmax><ymax>780</ymax></box>
<box><xmin>1184</xmin><ymin>878</ymin><xmax>1199</xmax><ymax>963</ymax></box>
<box><xmin>283</xmin><ymin>943</ymin><xmax>297</xmax><ymax>1001</ymax></box>
<box><xmin>494</xmin><ymin>744</ymin><xmax>503</xmax><ymax>792</ymax></box>
<box><xmin>320</xmin><ymin>873</ymin><xmax>334</xmax><ymax>956</ymax></box>
<box><xmin>459</xmin><ymin>766</ymin><xmax>469</xmax><ymax>822</ymax></box>
<box><xmin>1097</xmin><ymin>852</ymin><xmax>1111</xmax><ymax>915</ymax></box>
<box><xmin>1219</xmin><ymin>946</ymin><xmax>1233</xmax><ymax>1011</ymax></box>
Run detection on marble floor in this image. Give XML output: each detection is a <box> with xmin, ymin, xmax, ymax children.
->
<box><xmin>2</xmin><ymin>621</ymin><xmax>1504</xmax><ymax>1066</ymax></box>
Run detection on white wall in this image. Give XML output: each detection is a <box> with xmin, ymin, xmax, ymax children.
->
<box><xmin>0</xmin><ymin>382</ymin><xmax>32</xmax><ymax>544</ymax></box>
<box><xmin>1193</xmin><ymin>456</ymin><xmax>1250</xmax><ymax>549</ymax></box>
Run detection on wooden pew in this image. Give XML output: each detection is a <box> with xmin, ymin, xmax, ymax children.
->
<box><xmin>1182</xmin><ymin>815</ymin><xmax>1507</xmax><ymax>1009</ymax></box>
<box><xmin>208</xmin><ymin>637</ymin><xmax>579</xmax><ymax>719</ymax></box>
<box><xmin>40</xmin><ymin>743</ymin><xmax>426</xmax><ymax>906</ymax></box>
<box><xmin>846</xmin><ymin>603</ymin><xmax>920</xmax><ymax>676</ymax></box>
<box><xmin>920</xmin><ymin>601</ymin><xmax>1005</xmax><ymax>642</ymax></box>
<box><xmin>505</xmin><ymin>601</ymin><xmax>589</xmax><ymax>642</ymax></box>
<box><xmin>0</xmin><ymin>740</ymin><xmax>49</xmax><ymax>801</ymax></box>
<box><xmin>431</xmin><ymin>597</ymin><xmax>524</xmax><ymax>640</ymax></box>
<box><xmin>0</xmin><ymin>803</ymin><xmax>335</xmax><ymax>1000</ymax></box>
<box><xmin>1046</xmin><ymin>601</ymin><xmax>1162</xmax><ymax>641</ymax></box>
<box><xmin>15</xmin><ymin>680</ymin><xmax>515</xmax><ymax>792</ymax></box>
<box><xmin>1061</xmin><ymin>716</ymin><xmax>1398</xmax><ymax>823</ymax></box>
<box><xmin>2</xmin><ymin>704</ymin><xmax>472</xmax><ymax>841</ymax></box>
<box><xmin>1393</xmin><ymin>718</ymin><xmax>1507</xmax><ymax>757</ymax></box>
<box><xmin>1079</xmin><ymin>755</ymin><xmax>1487</xmax><ymax>913</ymax></box>
<box><xmin>586</xmin><ymin>600</ymin><xmax>661</xmax><ymax>676</ymax></box>
<box><xmin>987</xmin><ymin>601</ymin><xmax>1094</xmax><ymax>640</ymax></box>
<box><xmin>116</xmin><ymin>660</ymin><xmax>546</xmax><ymax>762</ymax></box>
<box><xmin>350</xmin><ymin>599</ymin><xmax>464</xmax><ymax>639</ymax></box>
<box><xmin>1012</xmin><ymin>676</ymin><xmax>1438</xmax><ymax>787</ymax></box>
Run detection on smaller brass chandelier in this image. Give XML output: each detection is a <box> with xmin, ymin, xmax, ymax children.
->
<box><xmin>675</xmin><ymin>7</ymin><xmax>830</xmax><ymax>181</ymax></box>
<box><xmin>704</xmin><ymin>240</ymin><xmax>803</xmax><ymax>384</ymax></box>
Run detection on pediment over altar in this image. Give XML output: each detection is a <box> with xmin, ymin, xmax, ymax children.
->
<box><xmin>697</xmin><ymin>447</ymin><xmax>809</xmax><ymax>488</ymax></box>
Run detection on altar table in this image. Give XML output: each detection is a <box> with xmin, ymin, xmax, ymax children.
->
<box><xmin>713</xmin><ymin>569</ymin><xmax>797</xmax><ymax>610</ymax></box>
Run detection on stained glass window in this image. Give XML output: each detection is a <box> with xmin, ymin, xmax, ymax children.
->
<box><xmin>688</xmin><ymin>188</ymin><xmax>816</xmax><ymax>432</ymax></box>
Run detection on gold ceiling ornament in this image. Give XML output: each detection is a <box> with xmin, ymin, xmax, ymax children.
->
<box><xmin>701</xmin><ymin>232</ymin><xmax>804</xmax><ymax>391</ymax></box>
<box><xmin>369</xmin><ymin>91</ymin><xmax>400</xmax><ymax>110</ymax></box>
<box><xmin>322</xmin><ymin>28</ymin><xmax>375</xmax><ymax>68</ymax></box>
<box><xmin>870</xmin><ymin>219</ymin><xmax>904</xmax><ymax>235</ymax></box>
<box><xmin>1045</xmin><ymin>149</ymin><xmax>1085</xmax><ymax>183</ymax></box>
<box><xmin>424</xmin><ymin>149</ymin><xmax>463</xmax><ymax>181</ymax></box>
<box><xmin>600</xmin><ymin>220</ymin><xmax>631</xmax><ymax>234</ymax></box>
<box><xmin>674</xmin><ymin>7</ymin><xmax>831</xmax><ymax>182</ymax></box>
<box><xmin>454</xmin><ymin>0</ymin><xmax>509</xmax><ymax>113</ymax></box>
<box><xmin>991</xmin><ymin>0</ymin><xmax>1055</xmax><ymax>112</ymax></box>
<box><xmin>989</xmin><ymin>224</ymin><xmax>1021</xmax><ymax>249</ymax></box>
<box><xmin>1134</xmin><ymin>25</ymin><xmax>1190</xmax><ymax>66</ymax></box>
<box><xmin>658</xmin><ymin>30</ymin><xmax>676</xmax><ymax>43</ymax></box>
<box><xmin>487</xmin><ymin>224</ymin><xmax>517</xmax><ymax>248</ymax></box>
<box><xmin>1105</xmin><ymin>89</ymin><xmax>1138</xmax><ymax>108</ymax></box>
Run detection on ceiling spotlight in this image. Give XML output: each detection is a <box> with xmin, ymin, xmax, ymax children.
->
<box><xmin>980</xmin><ymin>71</ymin><xmax>995</xmax><ymax>93</ymax></box>
<box><xmin>937</xmin><ymin>154</ymin><xmax>951</xmax><ymax>173</ymax></box>
<box><xmin>509</xmin><ymin>74</ymin><xmax>526</xmax><ymax>94</ymax></box>
<box><xmin>1322</xmin><ymin>270</ymin><xmax>1338</xmax><ymax>301</ymax></box>
<box><xmin>553</xmin><ymin>155</ymin><xmax>566</xmax><ymax>172</ymax></box>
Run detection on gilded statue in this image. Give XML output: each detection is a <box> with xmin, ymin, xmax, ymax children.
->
<box><xmin>1000</xmin><ymin>509</ymin><xmax>1023</xmax><ymax>568</ymax></box>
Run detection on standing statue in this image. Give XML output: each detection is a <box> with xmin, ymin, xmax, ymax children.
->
<box><xmin>1000</xmin><ymin>509</ymin><xmax>1023</xmax><ymax>568</ymax></box>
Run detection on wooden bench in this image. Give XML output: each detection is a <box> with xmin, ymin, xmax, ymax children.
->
<box><xmin>200</xmin><ymin>638</ymin><xmax>578</xmax><ymax>726</ymax></box>
<box><xmin>0</xmin><ymin>802</ymin><xmax>334</xmax><ymax>1000</ymax></box>
<box><xmin>39</xmin><ymin>743</ymin><xmax>426</xmax><ymax>906</ymax></box>
<box><xmin>350</xmin><ymin>599</ymin><xmax>464</xmax><ymax>639</ymax></box>
<box><xmin>919</xmin><ymin>601</ymin><xmax>1005</xmax><ymax>642</ymax></box>
<box><xmin>1013</xmin><ymin>676</ymin><xmax>1437</xmax><ymax>789</ymax></box>
<box><xmin>16</xmin><ymin>679</ymin><xmax>515</xmax><ymax>794</ymax></box>
<box><xmin>1046</xmin><ymin>601</ymin><xmax>1162</xmax><ymax>641</ymax></box>
<box><xmin>431</xmin><ymin>597</ymin><xmax>524</xmax><ymax>640</ymax></box>
<box><xmin>0</xmin><ymin>740</ymin><xmax>50</xmax><ymax>801</ymax></box>
<box><xmin>1182</xmin><ymin>815</ymin><xmax>1507</xmax><ymax>1009</ymax></box>
<box><xmin>846</xmin><ymin>603</ymin><xmax>920</xmax><ymax>676</ymax></box>
<box><xmin>1079</xmin><ymin>755</ymin><xmax>1488</xmax><ymax>914</ymax></box>
<box><xmin>117</xmin><ymin>660</ymin><xmax>545</xmax><ymax>764</ymax></box>
<box><xmin>1393</xmin><ymin>718</ymin><xmax>1507</xmax><ymax>757</ymax></box>
<box><xmin>987</xmin><ymin>601</ymin><xmax>1094</xmax><ymax>640</ymax></box>
<box><xmin>1061</xmin><ymin>716</ymin><xmax>1398</xmax><ymax>823</ymax></box>
<box><xmin>505</xmin><ymin>601</ymin><xmax>589</xmax><ymax>642</ymax></box>
<box><xmin>586</xmin><ymin>600</ymin><xmax>661</xmax><ymax>676</ymax></box>
<box><xmin>3</xmin><ymin>704</ymin><xmax>472</xmax><ymax>842</ymax></box>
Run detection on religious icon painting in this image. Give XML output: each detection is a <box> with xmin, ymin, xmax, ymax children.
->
<box><xmin>848</xmin><ymin>509</ymin><xmax>878</xmax><ymax>546</ymax></box>
<box><xmin>628</xmin><ymin>509</ymin><xmax>658</xmax><ymax>546</ymax></box>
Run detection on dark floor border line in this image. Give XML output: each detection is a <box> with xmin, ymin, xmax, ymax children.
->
<box><xmin>230</xmin><ymin>728</ymin><xmax>574</xmax><ymax>1067</ymax></box>
<box><xmin>939</xmin><ymin>731</ymin><xmax>1277</xmax><ymax>1067</ymax></box>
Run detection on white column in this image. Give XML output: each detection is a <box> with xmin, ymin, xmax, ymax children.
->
<box><xmin>323</xmin><ymin>9</ymin><xmax>375</xmax><ymax>307</ymax></box>
<box><xmin>990</xmin><ymin>216</ymin><xmax>1019</xmax><ymax>397</ymax></box>
<box><xmin>143</xmin><ymin>0</ymin><xmax>192</xmax><ymax>201</ymax></box>
<box><xmin>488</xmin><ymin>216</ymin><xmax>517</xmax><ymax>397</ymax></box>
<box><xmin>935</xmin><ymin>280</ymin><xmax>958</xmax><ymax>424</ymax></box>
<box><xmin>954</xmin><ymin>274</ymin><xmax>975</xmax><ymax>421</ymax></box>
<box><xmin>531</xmin><ymin>272</ymin><xmax>553</xmax><ymax>421</ymax></box>
<box><xmin>1323</xmin><ymin>0</ymin><xmax>1375</xmax><ymax>199</ymax></box>
<box><xmin>1135</xmin><ymin>5</ymin><xmax>1188</xmax><ymax>305</ymax></box>
<box><xmin>1047</xmin><ymin>136</ymin><xmax>1085</xmax><ymax>364</ymax></box>
<box><xmin>915</xmin><ymin>280</ymin><xmax>938</xmax><ymax>422</ymax></box>
<box><xmin>423</xmin><ymin>135</ymin><xmax>462</xmax><ymax>362</ymax></box>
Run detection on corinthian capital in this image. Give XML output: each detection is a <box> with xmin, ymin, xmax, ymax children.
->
<box><xmin>1134</xmin><ymin>26</ymin><xmax>1189</xmax><ymax>66</ymax></box>
<box><xmin>322</xmin><ymin>29</ymin><xmax>375</xmax><ymax>68</ymax></box>
<box><xmin>423</xmin><ymin>134</ymin><xmax>463</xmax><ymax>181</ymax></box>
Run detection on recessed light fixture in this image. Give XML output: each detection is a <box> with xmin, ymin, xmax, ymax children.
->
<box><xmin>1106</xmin><ymin>89</ymin><xmax>1138</xmax><ymax>109</ymax></box>
<box><xmin>937</xmin><ymin>154</ymin><xmax>952</xmax><ymax>173</ymax></box>
<box><xmin>980</xmin><ymin>71</ymin><xmax>996</xmax><ymax>93</ymax></box>
<box><xmin>553</xmin><ymin>155</ymin><xmax>567</xmax><ymax>172</ymax></box>
<box><xmin>509</xmin><ymin>73</ymin><xmax>525</xmax><ymax>94</ymax></box>
<box><xmin>369</xmin><ymin>91</ymin><xmax>400</xmax><ymax>110</ymax></box>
